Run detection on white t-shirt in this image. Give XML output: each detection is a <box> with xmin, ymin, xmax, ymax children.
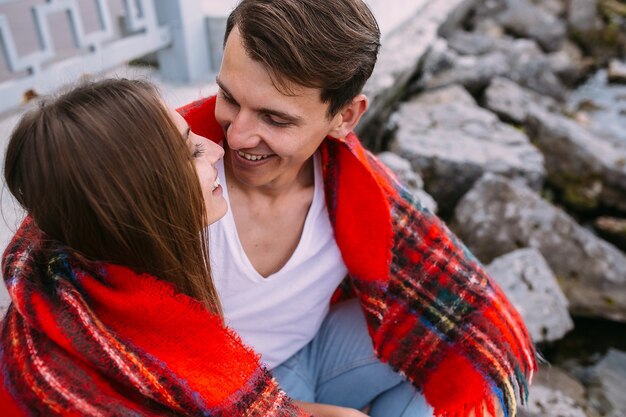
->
<box><xmin>209</xmin><ymin>153</ymin><xmax>348</xmax><ymax>369</ymax></box>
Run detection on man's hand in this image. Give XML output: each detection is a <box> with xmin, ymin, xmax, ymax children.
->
<box><xmin>293</xmin><ymin>401</ymin><xmax>369</xmax><ymax>417</ymax></box>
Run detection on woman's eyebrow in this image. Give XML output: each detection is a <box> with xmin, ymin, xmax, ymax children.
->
<box><xmin>183</xmin><ymin>127</ymin><xmax>191</xmax><ymax>140</ymax></box>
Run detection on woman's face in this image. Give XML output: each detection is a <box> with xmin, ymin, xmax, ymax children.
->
<box><xmin>168</xmin><ymin>107</ymin><xmax>228</xmax><ymax>225</ymax></box>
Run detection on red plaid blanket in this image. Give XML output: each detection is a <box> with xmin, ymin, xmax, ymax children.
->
<box><xmin>180</xmin><ymin>96</ymin><xmax>537</xmax><ymax>417</ymax></box>
<box><xmin>0</xmin><ymin>218</ymin><xmax>307</xmax><ymax>416</ymax></box>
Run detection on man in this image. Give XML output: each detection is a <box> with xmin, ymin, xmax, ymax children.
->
<box><xmin>179</xmin><ymin>1</ymin><xmax>536</xmax><ymax>416</ymax></box>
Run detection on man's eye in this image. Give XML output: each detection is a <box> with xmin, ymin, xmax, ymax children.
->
<box><xmin>266</xmin><ymin>116</ymin><xmax>291</xmax><ymax>127</ymax></box>
<box><xmin>221</xmin><ymin>91</ymin><xmax>237</xmax><ymax>105</ymax></box>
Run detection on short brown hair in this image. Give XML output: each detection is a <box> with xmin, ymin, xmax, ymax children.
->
<box><xmin>4</xmin><ymin>79</ymin><xmax>221</xmax><ymax>315</ymax></box>
<box><xmin>225</xmin><ymin>0</ymin><xmax>380</xmax><ymax>117</ymax></box>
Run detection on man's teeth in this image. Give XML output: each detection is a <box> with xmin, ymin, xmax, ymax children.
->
<box><xmin>238</xmin><ymin>151</ymin><xmax>269</xmax><ymax>161</ymax></box>
<box><xmin>211</xmin><ymin>177</ymin><xmax>220</xmax><ymax>191</ymax></box>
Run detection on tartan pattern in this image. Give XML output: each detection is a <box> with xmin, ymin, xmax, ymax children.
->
<box><xmin>178</xmin><ymin>96</ymin><xmax>536</xmax><ymax>417</ymax></box>
<box><xmin>322</xmin><ymin>135</ymin><xmax>536</xmax><ymax>417</ymax></box>
<box><xmin>0</xmin><ymin>218</ymin><xmax>308</xmax><ymax>417</ymax></box>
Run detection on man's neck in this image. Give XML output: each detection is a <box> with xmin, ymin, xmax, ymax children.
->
<box><xmin>222</xmin><ymin>155</ymin><xmax>317</xmax><ymax>278</ymax></box>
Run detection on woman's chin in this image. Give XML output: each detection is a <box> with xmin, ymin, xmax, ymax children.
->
<box><xmin>206</xmin><ymin>196</ymin><xmax>229</xmax><ymax>225</ymax></box>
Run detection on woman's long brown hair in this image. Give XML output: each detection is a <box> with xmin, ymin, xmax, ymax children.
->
<box><xmin>4</xmin><ymin>78</ymin><xmax>222</xmax><ymax>316</ymax></box>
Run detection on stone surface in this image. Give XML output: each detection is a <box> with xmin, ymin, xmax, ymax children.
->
<box><xmin>453</xmin><ymin>174</ymin><xmax>626</xmax><ymax>322</ymax></box>
<box><xmin>447</xmin><ymin>30</ymin><xmax>502</xmax><ymax>56</ymax></box>
<box><xmin>526</xmin><ymin>108</ymin><xmax>626</xmax><ymax>212</ymax></box>
<box><xmin>420</xmin><ymin>35</ymin><xmax>568</xmax><ymax>99</ymax></box>
<box><xmin>486</xmin><ymin>248</ymin><xmax>573</xmax><ymax>343</ymax></box>
<box><xmin>496</xmin><ymin>0</ymin><xmax>567</xmax><ymax>52</ymax></box>
<box><xmin>469</xmin><ymin>0</ymin><xmax>508</xmax><ymax>23</ymax></box>
<box><xmin>420</xmin><ymin>48</ymin><xmax>510</xmax><ymax>94</ymax></box>
<box><xmin>566</xmin><ymin>69</ymin><xmax>626</xmax><ymax>144</ymax></box>
<box><xmin>568</xmin><ymin>0</ymin><xmax>600</xmax><ymax>33</ymax></box>
<box><xmin>547</xmin><ymin>40</ymin><xmax>588</xmax><ymax>85</ymax></box>
<box><xmin>608</xmin><ymin>59</ymin><xmax>626</xmax><ymax>84</ymax></box>
<box><xmin>357</xmin><ymin>0</ymin><xmax>475</xmax><ymax>150</ymax></box>
<box><xmin>483</xmin><ymin>77</ymin><xmax>560</xmax><ymax>125</ymax></box>
<box><xmin>584</xmin><ymin>349</ymin><xmax>626</xmax><ymax>417</ymax></box>
<box><xmin>595</xmin><ymin>216</ymin><xmax>626</xmax><ymax>252</ymax></box>
<box><xmin>472</xmin><ymin>18</ymin><xmax>506</xmax><ymax>38</ymax></box>
<box><xmin>568</xmin><ymin>1</ymin><xmax>626</xmax><ymax>67</ymax></box>
<box><xmin>376</xmin><ymin>152</ymin><xmax>438</xmax><ymax>213</ymax></box>
<box><xmin>0</xmin><ymin>296</ymin><xmax>8</xmax><ymax>319</ymax></box>
<box><xmin>518</xmin><ymin>365</ymin><xmax>587</xmax><ymax>417</ymax></box>
<box><xmin>531</xmin><ymin>0</ymin><xmax>567</xmax><ymax>17</ymax></box>
<box><xmin>390</xmin><ymin>85</ymin><xmax>545</xmax><ymax>212</ymax></box>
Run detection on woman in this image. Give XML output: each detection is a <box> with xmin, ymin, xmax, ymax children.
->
<box><xmin>0</xmin><ymin>79</ymin><xmax>363</xmax><ymax>417</ymax></box>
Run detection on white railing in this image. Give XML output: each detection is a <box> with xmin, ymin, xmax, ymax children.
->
<box><xmin>0</xmin><ymin>0</ymin><xmax>227</xmax><ymax>115</ymax></box>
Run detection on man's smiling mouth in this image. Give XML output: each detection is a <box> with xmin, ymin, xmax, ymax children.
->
<box><xmin>237</xmin><ymin>150</ymin><xmax>272</xmax><ymax>161</ymax></box>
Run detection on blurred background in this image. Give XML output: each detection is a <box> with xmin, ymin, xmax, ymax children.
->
<box><xmin>0</xmin><ymin>1</ymin><xmax>625</xmax><ymax>416</ymax></box>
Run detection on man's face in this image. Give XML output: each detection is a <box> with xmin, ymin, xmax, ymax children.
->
<box><xmin>215</xmin><ymin>27</ymin><xmax>343</xmax><ymax>191</ymax></box>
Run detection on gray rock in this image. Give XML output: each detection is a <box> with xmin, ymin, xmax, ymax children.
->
<box><xmin>595</xmin><ymin>216</ymin><xmax>626</xmax><ymax>252</ymax></box>
<box><xmin>412</xmin><ymin>190</ymin><xmax>438</xmax><ymax>214</ymax></box>
<box><xmin>418</xmin><ymin>38</ymin><xmax>458</xmax><ymax>81</ymax></box>
<box><xmin>472</xmin><ymin>18</ymin><xmax>506</xmax><ymax>38</ymax></box>
<box><xmin>390</xmin><ymin>86</ymin><xmax>545</xmax><ymax>211</ymax></box>
<box><xmin>496</xmin><ymin>0</ymin><xmax>567</xmax><ymax>52</ymax></box>
<box><xmin>420</xmin><ymin>36</ymin><xmax>568</xmax><ymax>99</ymax></box>
<box><xmin>509</xmin><ymin>47</ymin><xmax>569</xmax><ymax>100</ymax></box>
<box><xmin>568</xmin><ymin>0</ymin><xmax>600</xmax><ymax>33</ymax></box>
<box><xmin>377</xmin><ymin>152</ymin><xmax>425</xmax><ymax>190</ymax></box>
<box><xmin>469</xmin><ymin>0</ymin><xmax>508</xmax><ymax>22</ymax></box>
<box><xmin>376</xmin><ymin>152</ymin><xmax>438</xmax><ymax>213</ymax></box>
<box><xmin>486</xmin><ymin>248</ymin><xmax>573</xmax><ymax>343</ymax></box>
<box><xmin>608</xmin><ymin>59</ymin><xmax>626</xmax><ymax>84</ymax></box>
<box><xmin>518</xmin><ymin>365</ymin><xmax>587</xmax><ymax>417</ymax></box>
<box><xmin>406</xmin><ymin>83</ymin><xmax>476</xmax><ymax>106</ymax></box>
<box><xmin>453</xmin><ymin>174</ymin><xmax>626</xmax><ymax>322</ymax></box>
<box><xmin>419</xmin><ymin>47</ymin><xmax>511</xmax><ymax>94</ymax></box>
<box><xmin>447</xmin><ymin>30</ymin><xmax>502</xmax><ymax>55</ymax></box>
<box><xmin>526</xmin><ymin>108</ymin><xmax>626</xmax><ymax>212</ymax></box>
<box><xmin>531</xmin><ymin>0</ymin><xmax>567</xmax><ymax>17</ymax></box>
<box><xmin>547</xmin><ymin>40</ymin><xmax>588</xmax><ymax>85</ymax></box>
<box><xmin>484</xmin><ymin>77</ymin><xmax>560</xmax><ymax>125</ymax></box>
<box><xmin>0</xmin><ymin>301</ymin><xmax>8</xmax><ymax>320</ymax></box>
<box><xmin>566</xmin><ymin>69</ymin><xmax>626</xmax><ymax>144</ymax></box>
<box><xmin>584</xmin><ymin>349</ymin><xmax>626</xmax><ymax>417</ymax></box>
<box><xmin>534</xmin><ymin>365</ymin><xmax>587</xmax><ymax>407</ymax></box>
<box><xmin>357</xmin><ymin>0</ymin><xmax>475</xmax><ymax>150</ymax></box>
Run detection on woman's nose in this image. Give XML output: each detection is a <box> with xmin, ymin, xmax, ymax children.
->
<box><xmin>206</xmin><ymin>139</ymin><xmax>225</xmax><ymax>163</ymax></box>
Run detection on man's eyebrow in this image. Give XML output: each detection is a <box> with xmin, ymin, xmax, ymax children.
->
<box><xmin>215</xmin><ymin>76</ymin><xmax>303</xmax><ymax>125</ymax></box>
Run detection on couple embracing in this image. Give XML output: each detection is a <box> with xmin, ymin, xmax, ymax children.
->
<box><xmin>0</xmin><ymin>1</ymin><xmax>535</xmax><ymax>416</ymax></box>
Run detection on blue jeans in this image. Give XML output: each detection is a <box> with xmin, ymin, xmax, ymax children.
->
<box><xmin>272</xmin><ymin>299</ymin><xmax>434</xmax><ymax>417</ymax></box>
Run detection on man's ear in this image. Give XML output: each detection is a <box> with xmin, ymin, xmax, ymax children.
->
<box><xmin>328</xmin><ymin>94</ymin><xmax>368</xmax><ymax>139</ymax></box>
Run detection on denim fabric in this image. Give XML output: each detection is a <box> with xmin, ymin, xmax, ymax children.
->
<box><xmin>272</xmin><ymin>299</ymin><xmax>434</xmax><ymax>417</ymax></box>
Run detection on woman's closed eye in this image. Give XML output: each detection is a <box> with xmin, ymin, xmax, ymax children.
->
<box><xmin>192</xmin><ymin>143</ymin><xmax>206</xmax><ymax>158</ymax></box>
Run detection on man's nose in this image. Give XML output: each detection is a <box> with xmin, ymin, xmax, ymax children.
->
<box><xmin>226</xmin><ymin>111</ymin><xmax>259</xmax><ymax>149</ymax></box>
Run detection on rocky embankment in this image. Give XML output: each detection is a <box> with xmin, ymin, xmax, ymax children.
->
<box><xmin>365</xmin><ymin>1</ymin><xmax>626</xmax><ymax>416</ymax></box>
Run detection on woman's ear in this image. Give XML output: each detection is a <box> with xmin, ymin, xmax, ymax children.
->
<box><xmin>328</xmin><ymin>94</ymin><xmax>369</xmax><ymax>139</ymax></box>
